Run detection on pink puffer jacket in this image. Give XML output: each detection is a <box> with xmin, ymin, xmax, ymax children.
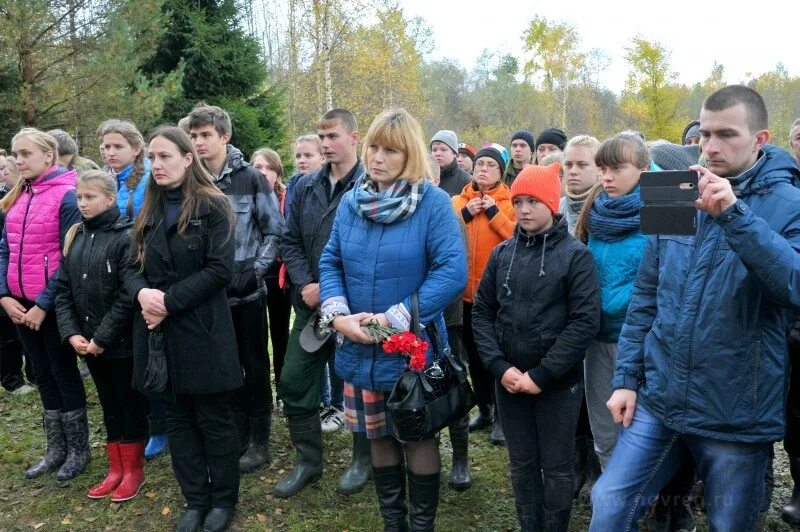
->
<box><xmin>5</xmin><ymin>167</ymin><xmax>76</xmax><ymax>301</ymax></box>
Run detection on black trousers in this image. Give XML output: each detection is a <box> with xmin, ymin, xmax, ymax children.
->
<box><xmin>86</xmin><ymin>356</ymin><xmax>148</xmax><ymax>442</ymax></box>
<box><xmin>463</xmin><ymin>302</ymin><xmax>493</xmax><ymax>409</ymax></box>
<box><xmin>164</xmin><ymin>392</ymin><xmax>240</xmax><ymax>509</ymax></box>
<box><xmin>446</xmin><ymin>325</ymin><xmax>467</xmax><ymax>366</ymax></box>
<box><xmin>231</xmin><ymin>298</ymin><xmax>272</xmax><ymax>418</ymax></box>
<box><xmin>15</xmin><ymin>308</ymin><xmax>85</xmax><ymax>412</ymax></box>
<box><xmin>265</xmin><ymin>277</ymin><xmax>291</xmax><ymax>389</ymax></box>
<box><xmin>786</xmin><ymin>341</ymin><xmax>800</xmax><ymax>458</ymax></box>
<box><xmin>575</xmin><ymin>389</ymin><xmax>592</xmax><ymax>439</ymax></box>
<box><xmin>497</xmin><ymin>381</ymin><xmax>583</xmax><ymax>531</ymax></box>
<box><xmin>0</xmin><ymin>315</ymin><xmax>31</xmax><ymax>391</ymax></box>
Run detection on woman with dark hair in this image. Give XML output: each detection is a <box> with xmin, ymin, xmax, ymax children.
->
<box><xmin>122</xmin><ymin>126</ymin><xmax>241</xmax><ymax>532</ymax></box>
<box><xmin>319</xmin><ymin>108</ymin><xmax>466</xmax><ymax>530</ymax></box>
<box><xmin>251</xmin><ymin>148</ymin><xmax>292</xmax><ymax>413</ymax></box>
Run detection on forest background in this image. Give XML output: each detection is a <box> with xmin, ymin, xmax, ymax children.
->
<box><xmin>2</xmin><ymin>0</ymin><xmax>799</xmax><ymax>170</ymax></box>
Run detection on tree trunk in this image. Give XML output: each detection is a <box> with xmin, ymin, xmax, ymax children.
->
<box><xmin>322</xmin><ymin>0</ymin><xmax>333</xmax><ymax>110</ymax></box>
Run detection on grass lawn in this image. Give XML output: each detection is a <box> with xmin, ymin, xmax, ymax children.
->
<box><xmin>0</xmin><ymin>378</ymin><xmax>796</xmax><ymax>531</ymax></box>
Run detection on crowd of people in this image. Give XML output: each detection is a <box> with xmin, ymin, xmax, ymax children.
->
<box><xmin>0</xmin><ymin>84</ymin><xmax>799</xmax><ymax>532</ymax></box>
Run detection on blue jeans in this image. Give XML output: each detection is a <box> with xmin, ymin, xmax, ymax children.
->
<box><xmin>321</xmin><ymin>356</ymin><xmax>343</xmax><ymax>410</ymax></box>
<box><xmin>590</xmin><ymin>404</ymin><xmax>769</xmax><ymax>532</ymax></box>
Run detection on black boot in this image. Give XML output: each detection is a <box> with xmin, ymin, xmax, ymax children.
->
<box><xmin>56</xmin><ymin>408</ymin><xmax>91</xmax><ymax>481</ymax></box>
<box><xmin>782</xmin><ymin>457</ymin><xmax>800</xmax><ymax>525</ymax></box>
<box><xmin>543</xmin><ymin>508</ymin><xmax>571</xmax><ymax>532</ymax></box>
<box><xmin>468</xmin><ymin>404</ymin><xmax>492</xmax><ymax>432</ymax></box>
<box><xmin>25</xmin><ymin>409</ymin><xmax>67</xmax><ymax>479</ymax></box>
<box><xmin>202</xmin><ymin>507</ymin><xmax>235</xmax><ymax>532</ymax></box>
<box><xmin>176</xmin><ymin>508</ymin><xmax>206</xmax><ymax>532</ymax></box>
<box><xmin>573</xmin><ymin>435</ymin><xmax>589</xmax><ymax>499</ymax></box>
<box><xmin>447</xmin><ymin>416</ymin><xmax>471</xmax><ymax>491</ymax></box>
<box><xmin>489</xmin><ymin>405</ymin><xmax>505</xmax><ymax>446</ymax></box>
<box><xmin>338</xmin><ymin>431</ymin><xmax>371</xmax><ymax>494</ymax></box>
<box><xmin>274</xmin><ymin>412</ymin><xmax>323</xmax><ymax>498</ymax></box>
<box><xmin>408</xmin><ymin>471</ymin><xmax>440</xmax><ymax>532</ymax></box>
<box><xmin>374</xmin><ymin>465</ymin><xmax>409</xmax><ymax>532</ymax></box>
<box><xmin>239</xmin><ymin>414</ymin><xmax>271</xmax><ymax>473</ymax></box>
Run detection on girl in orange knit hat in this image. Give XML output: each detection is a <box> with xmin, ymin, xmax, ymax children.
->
<box><xmin>471</xmin><ymin>162</ymin><xmax>601</xmax><ymax>531</ymax></box>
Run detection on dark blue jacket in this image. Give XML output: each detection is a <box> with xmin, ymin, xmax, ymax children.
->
<box><xmin>616</xmin><ymin>146</ymin><xmax>800</xmax><ymax>443</ymax></box>
<box><xmin>319</xmin><ymin>179</ymin><xmax>467</xmax><ymax>391</ymax></box>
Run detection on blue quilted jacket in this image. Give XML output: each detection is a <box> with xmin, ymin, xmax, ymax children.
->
<box><xmin>616</xmin><ymin>146</ymin><xmax>800</xmax><ymax>443</ymax></box>
<box><xmin>319</xmin><ymin>179</ymin><xmax>468</xmax><ymax>391</ymax></box>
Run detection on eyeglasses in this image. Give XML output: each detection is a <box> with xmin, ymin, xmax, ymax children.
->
<box><xmin>474</xmin><ymin>160</ymin><xmax>499</xmax><ymax>170</ymax></box>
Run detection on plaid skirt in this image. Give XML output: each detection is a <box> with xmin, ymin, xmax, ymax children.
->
<box><xmin>343</xmin><ymin>382</ymin><xmax>394</xmax><ymax>439</ymax></box>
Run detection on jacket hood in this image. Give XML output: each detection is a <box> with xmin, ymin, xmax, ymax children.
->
<box><xmin>458</xmin><ymin>181</ymin><xmax>511</xmax><ymax>201</ymax></box>
<box><xmin>735</xmin><ymin>144</ymin><xmax>800</xmax><ymax>195</ymax></box>
<box><xmin>224</xmin><ymin>144</ymin><xmax>246</xmax><ymax>172</ymax></box>
<box><xmin>32</xmin><ymin>166</ymin><xmax>76</xmax><ymax>188</ymax></box>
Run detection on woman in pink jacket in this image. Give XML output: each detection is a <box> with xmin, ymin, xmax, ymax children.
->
<box><xmin>0</xmin><ymin>128</ymin><xmax>88</xmax><ymax>481</ymax></box>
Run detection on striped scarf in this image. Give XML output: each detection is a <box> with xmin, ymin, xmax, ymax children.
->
<box><xmin>350</xmin><ymin>175</ymin><xmax>422</xmax><ymax>224</ymax></box>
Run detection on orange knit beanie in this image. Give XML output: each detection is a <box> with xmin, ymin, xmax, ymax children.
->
<box><xmin>510</xmin><ymin>162</ymin><xmax>562</xmax><ymax>215</ymax></box>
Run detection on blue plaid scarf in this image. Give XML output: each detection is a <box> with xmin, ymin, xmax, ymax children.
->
<box><xmin>588</xmin><ymin>188</ymin><xmax>642</xmax><ymax>242</ymax></box>
<box><xmin>350</xmin><ymin>175</ymin><xmax>422</xmax><ymax>224</ymax></box>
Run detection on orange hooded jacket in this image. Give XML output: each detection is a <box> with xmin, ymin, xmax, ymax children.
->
<box><xmin>452</xmin><ymin>181</ymin><xmax>516</xmax><ymax>302</ymax></box>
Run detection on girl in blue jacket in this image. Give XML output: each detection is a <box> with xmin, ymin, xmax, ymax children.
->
<box><xmin>319</xmin><ymin>108</ymin><xmax>466</xmax><ymax>531</ymax></box>
<box><xmin>573</xmin><ymin>132</ymin><xmax>650</xmax><ymax>470</ymax></box>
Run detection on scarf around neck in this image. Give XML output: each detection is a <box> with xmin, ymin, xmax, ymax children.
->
<box><xmin>588</xmin><ymin>188</ymin><xmax>642</xmax><ymax>242</ymax></box>
<box><xmin>564</xmin><ymin>188</ymin><xmax>591</xmax><ymax>218</ymax></box>
<box><xmin>350</xmin><ymin>175</ymin><xmax>422</xmax><ymax>224</ymax></box>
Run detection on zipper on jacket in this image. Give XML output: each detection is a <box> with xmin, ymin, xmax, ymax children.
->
<box><xmin>106</xmin><ymin>259</ymin><xmax>112</xmax><ymax>274</ymax></box>
<box><xmin>17</xmin><ymin>182</ymin><xmax>35</xmax><ymax>301</ymax></box>
<box><xmin>44</xmin><ymin>255</ymin><xmax>49</xmax><ymax>284</ymax></box>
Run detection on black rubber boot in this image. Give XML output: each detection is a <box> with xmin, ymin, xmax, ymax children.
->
<box><xmin>238</xmin><ymin>413</ymin><xmax>271</xmax><ymax>473</ymax></box>
<box><xmin>56</xmin><ymin>408</ymin><xmax>91</xmax><ymax>481</ymax></box>
<box><xmin>408</xmin><ymin>471</ymin><xmax>440</xmax><ymax>531</ymax></box>
<box><xmin>374</xmin><ymin>465</ymin><xmax>409</xmax><ymax>532</ymax></box>
<box><xmin>447</xmin><ymin>416</ymin><xmax>471</xmax><ymax>491</ymax></box>
<box><xmin>338</xmin><ymin>431</ymin><xmax>371</xmax><ymax>495</ymax></box>
<box><xmin>274</xmin><ymin>412</ymin><xmax>323</xmax><ymax>498</ymax></box>
<box><xmin>24</xmin><ymin>409</ymin><xmax>66</xmax><ymax>479</ymax></box>
<box><xmin>176</xmin><ymin>508</ymin><xmax>206</xmax><ymax>532</ymax></box>
<box><xmin>782</xmin><ymin>457</ymin><xmax>800</xmax><ymax>526</ymax></box>
<box><xmin>489</xmin><ymin>404</ymin><xmax>505</xmax><ymax>446</ymax></box>
<box><xmin>202</xmin><ymin>507</ymin><xmax>235</xmax><ymax>532</ymax></box>
<box><xmin>468</xmin><ymin>404</ymin><xmax>492</xmax><ymax>432</ymax></box>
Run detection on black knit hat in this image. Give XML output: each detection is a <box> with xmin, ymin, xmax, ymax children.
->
<box><xmin>474</xmin><ymin>143</ymin><xmax>510</xmax><ymax>175</ymax></box>
<box><xmin>535</xmin><ymin>128</ymin><xmax>567</xmax><ymax>150</ymax></box>
<box><xmin>510</xmin><ymin>130</ymin><xmax>535</xmax><ymax>151</ymax></box>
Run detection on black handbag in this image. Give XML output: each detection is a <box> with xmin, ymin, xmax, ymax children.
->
<box><xmin>143</xmin><ymin>328</ymin><xmax>168</xmax><ymax>394</ymax></box>
<box><xmin>386</xmin><ymin>294</ymin><xmax>474</xmax><ymax>442</ymax></box>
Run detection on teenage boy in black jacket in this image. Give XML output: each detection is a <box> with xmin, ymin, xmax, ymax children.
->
<box><xmin>471</xmin><ymin>164</ymin><xmax>600</xmax><ymax>532</ymax></box>
<box><xmin>188</xmin><ymin>105</ymin><xmax>284</xmax><ymax>474</ymax></box>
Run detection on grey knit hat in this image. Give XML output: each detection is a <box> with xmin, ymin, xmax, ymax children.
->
<box><xmin>430</xmin><ymin>130</ymin><xmax>459</xmax><ymax>154</ymax></box>
<box><xmin>650</xmin><ymin>143</ymin><xmax>701</xmax><ymax>171</ymax></box>
<box><xmin>682</xmin><ymin>120</ymin><xmax>701</xmax><ymax>144</ymax></box>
